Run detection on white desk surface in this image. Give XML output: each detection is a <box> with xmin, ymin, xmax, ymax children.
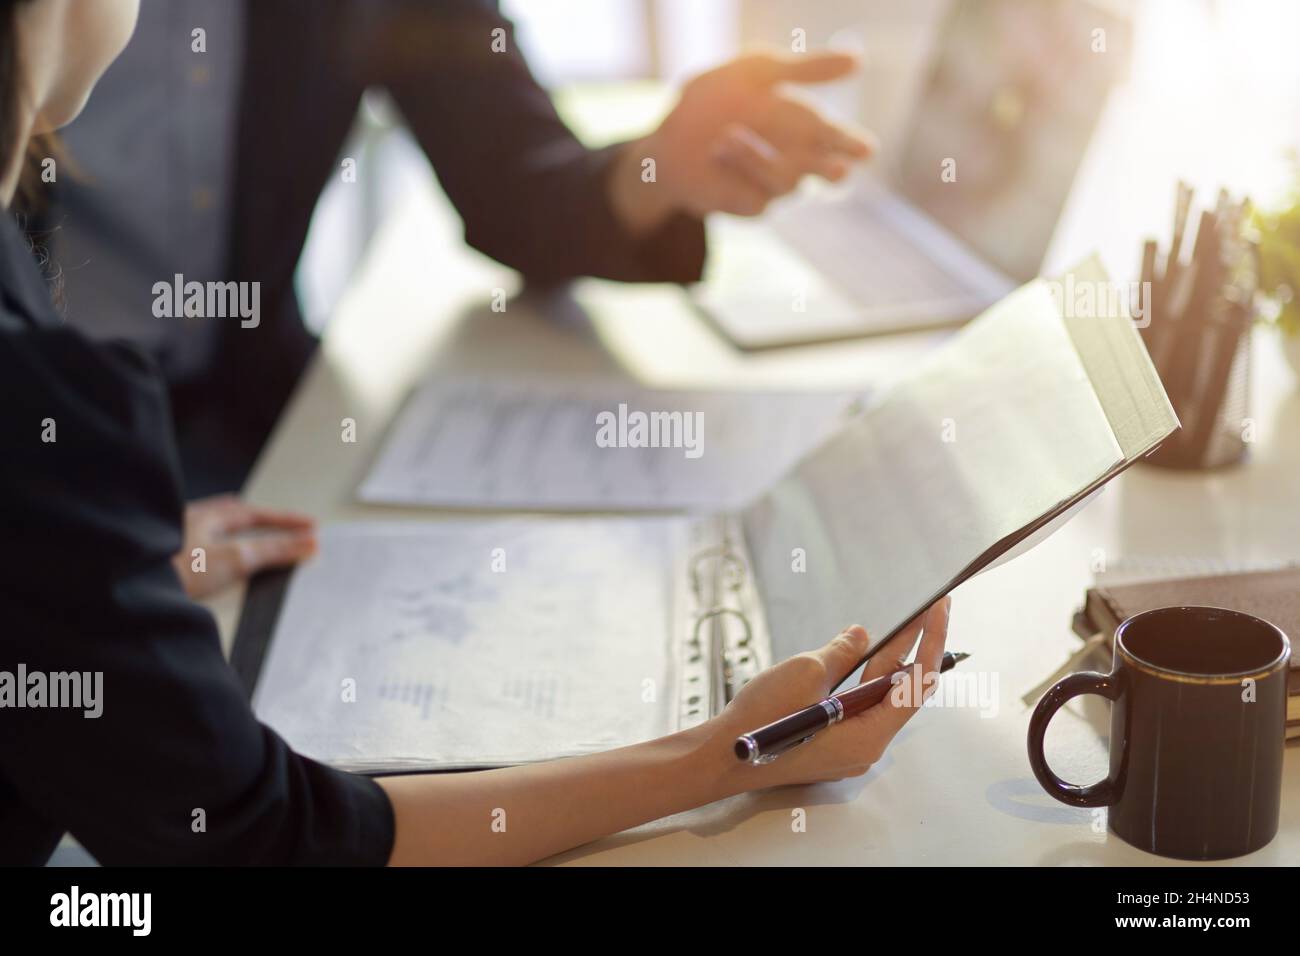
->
<box><xmin>204</xmin><ymin>160</ymin><xmax>1300</xmax><ymax>865</ymax></box>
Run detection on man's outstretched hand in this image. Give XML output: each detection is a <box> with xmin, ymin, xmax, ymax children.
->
<box><xmin>610</xmin><ymin>51</ymin><xmax>875</xmax><ymax>234</ymax></box>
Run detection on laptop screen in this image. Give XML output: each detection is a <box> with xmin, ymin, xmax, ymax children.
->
<box><xmin>896</xmin><ymin>0</ymin><xmax>1130</xmax><ymax>282</ymax></box>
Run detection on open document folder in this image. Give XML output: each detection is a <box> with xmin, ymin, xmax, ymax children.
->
<box><xmin>244</xmin><ymin>261</ymin><xmax>1178</xmax><ymax>772</ymax></box>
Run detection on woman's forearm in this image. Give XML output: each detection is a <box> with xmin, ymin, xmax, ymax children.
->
<box><xmin>376</xmin><ymin>606</ymin><xmax>952</xmax><ymax>866</ymax></box>
<box><xmin>377</xmin><ymin>724</ymin><xmax>737</xmax><ymax>866</ymax></box>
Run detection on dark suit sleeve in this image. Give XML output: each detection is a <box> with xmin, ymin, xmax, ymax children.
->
<box><xmin>359</xmin><ymin>0</ymin><xmax>706</xmax><ymax>284</ymax></box>
<box><xmin>0</xmin><ymin>327</ymin><xmax>394</xmax><ymax>865</ymax></box>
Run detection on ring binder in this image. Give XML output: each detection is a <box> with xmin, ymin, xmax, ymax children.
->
<box><xmin>689</xmin><ymin>544</ymin><xmax>746</xmax><ymax>600</ymax></box>
<box><xmin>678</xmin><ymin>522</ymin><xmax>770</xmax><ymax>731</ymax></box>
<box><xmin>692</xmin><ymin>607</ymin><xmax>752</xmax><ymax>648</ymax></box>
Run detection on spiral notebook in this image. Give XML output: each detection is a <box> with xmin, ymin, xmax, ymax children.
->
<box><xmin>236</xmin><ymin>260</ymin><xmax>1179</xmax><ymax>773</ymax></box>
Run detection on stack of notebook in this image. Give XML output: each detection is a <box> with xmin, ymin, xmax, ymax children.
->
<box><xmin>1067</xmin><ymin>566</ymin><xmax>1300</xmax><ymax>739</ymax></box>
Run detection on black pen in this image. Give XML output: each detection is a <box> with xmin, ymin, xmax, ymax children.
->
<box><xmin>734</xmin><ymin>651</ymin><xmax>970</xmax><ymax>764</ymax></box>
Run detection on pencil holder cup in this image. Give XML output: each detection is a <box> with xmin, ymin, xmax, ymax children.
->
<box><xmin>1141</xmin><ymin>322</ymin><xmax>1252</xmax><ymax>470</ymax></box>
<box><xmin>1136</xmin><ymin>187</ymin><xmax>1257</xmax><ymax>471</ymax></box>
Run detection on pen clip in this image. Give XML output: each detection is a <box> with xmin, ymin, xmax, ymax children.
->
<box><xmin>749</xmin><ymin>732</ymin><xmax>819</xmax><ymax>765</ymax></box>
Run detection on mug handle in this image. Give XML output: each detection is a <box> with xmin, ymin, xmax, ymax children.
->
<box><xmin>1027</xmin><ymin>671</ymin><xmax>1119</xmax><ymax>808</ymax></box>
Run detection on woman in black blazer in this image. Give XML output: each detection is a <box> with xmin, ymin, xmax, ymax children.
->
<box><xmin>0</xmin><ymin>0</ymin><xmax>949</xmax><ymax>866</ymax></box>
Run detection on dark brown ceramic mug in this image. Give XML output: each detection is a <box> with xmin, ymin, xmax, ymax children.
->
<box><xmin>1028</xmin><ymin>605</ymin><xmax>1290</xmax><ymax>860</ymax></box>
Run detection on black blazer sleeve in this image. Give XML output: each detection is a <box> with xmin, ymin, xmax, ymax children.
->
<box><xmin>359</xmin><ymin>0</ymin><xmax>707</xmax><ymax>284</ymax></box>
<box><xmin>0</xmin><ymin>325</ymin><xmax>394</xmax><ymax>865</ymax></box>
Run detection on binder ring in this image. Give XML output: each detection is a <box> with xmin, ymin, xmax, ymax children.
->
<box><xmin>693</xmin><ymin>606</ymin><xmax>752</xmax><ymax>648</ymax></box>
<box><xmin>690</xmin><ymin>546</ymin><xmax>747</xmax><ymax>599</ymax></box>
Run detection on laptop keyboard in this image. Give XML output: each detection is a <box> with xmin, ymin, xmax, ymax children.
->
<box><xmin>772</xmin><ymin>193</ymin><xmax>977</xmax><ymax>307</ymax></box>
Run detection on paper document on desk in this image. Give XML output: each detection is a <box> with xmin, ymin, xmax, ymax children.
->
<box><xmin>358</xmin><ymin>377</ymin><xmax>857</xmax><ymax>511</ymax></box>
<box><xmin>251</xmin><ymin>520</ymin><xmax>687</xmax><ymax>771</ymax></box>
<box><xmin>245</xmin><ymin>260</ymin><xmax>1179</xmax><ymax>769</ymax></box>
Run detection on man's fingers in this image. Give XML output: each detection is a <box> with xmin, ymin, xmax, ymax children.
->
<box><xmin>799</xmin><ymin>148</ymin><xmax>854</xmax><ymax>183</ymax></box>
<box><xmin>741</xmin><ymin>51</ymin><xmax>860</xmax><ymax>87</ymax></box>
<box><xmin>756</xmin><ymin>96</ymin><xmax>875</xmax><ymax>159</ymax></box>
<box><xmin>231</xmin><ymin>531</ymin><xmax>318</xmax><ymax>577</ymax></box>
<box><xmin>808</xmin><ymin>625</ymin><xmax>872</xmax><ymax>691</ymax></box>
<box><xmin>714</xmin><ymin>178</ymin><xmax>772</xmax><ymax>217</ymax></box>
<box><xmin>714</xmin><ymin>123</ymin><xmax>802</xmax><ymax>199</ymax></box>
<box><xmin>717</xmin><ymin>125</ymin><xmax>785</xmax><ymax>210</ymax></box>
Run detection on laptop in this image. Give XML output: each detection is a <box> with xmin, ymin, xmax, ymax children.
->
<box><xmin>694</xmin><ymin>0</ymin><xmax>1131</xmax><ymax>349</ymax></box>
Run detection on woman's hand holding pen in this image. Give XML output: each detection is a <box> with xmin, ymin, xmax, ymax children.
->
<box><xmin>382</xmin><ymin>598</ymin><xmax>951</xmax><ymax>865</ymax></box>
<box><xmin>705</xmin><ymin>597</ymin><xmax>951</xmax><ymax>792</ymax></box>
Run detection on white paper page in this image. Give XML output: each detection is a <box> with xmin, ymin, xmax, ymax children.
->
<box><xmin>252</xmin><ymin>519</ymin><xmax>687</xmax><ymax>771</ymax></box>
<box><xmin>358</xmin><ymin>377</ymin><xmax>856</xmax><ymax>511</ymax></box>
<box><xmin>1060</xmin><ymin>258</ymin><xmax>1179</xmax><ymax>459</ymax></box>
<box><xmin>743</xmin><ymin>280</ymin><xmax>1127</xmax><ymax>661</ymax></box>
<box><xmin>975</xmin><ymin>488</ymin><xmax>1102</xmax><ymax>575</ymax></box>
